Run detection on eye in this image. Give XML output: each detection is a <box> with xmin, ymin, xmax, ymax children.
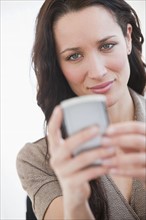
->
<box><xmin>100</xmin><ymin>43</ymin><xmax>116</xmax><ymax>51</ymax></box>
<box><xmin>67</xmin><ymin>53</ymin><xmax>82</xmax><ymax>61</ymax></box>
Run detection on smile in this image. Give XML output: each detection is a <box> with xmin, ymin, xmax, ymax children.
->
<box><xmin>88</xmin><ymin>80</ymin><xmax>115</xmax><ymax>94</ymax></box>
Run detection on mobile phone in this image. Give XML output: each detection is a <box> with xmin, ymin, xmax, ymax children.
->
<box><xmin>61</xmin><ymin>95</ymin><xmax>109</xmax><ymax>162</ymax></box>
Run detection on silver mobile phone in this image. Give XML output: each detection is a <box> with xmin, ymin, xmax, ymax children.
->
<box><xmin>61</xmin><ymin>95</ymin><xmax>109</xmax><ymax>161</ymax></box>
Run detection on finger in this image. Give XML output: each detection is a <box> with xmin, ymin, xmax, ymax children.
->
<box><xmin>50</xmin><ymin>141</ymin><xmax>72</xmax><ymax>169</ymax></box>
<box><xmin>108</xmin><ymin>167</ymin><xmax>146</xmax><ymax>181</ymax></box>
<box><xmin>102</xmin><ymin>135</ymin><xmax>146</xmax><ymax>151</ymax></box>
<box><xmin>50</xmin><ymin>124</ymin><xmax>100</xmax><ymax>167</ymax></box>
<box><xmin>48</xmin><ymin>106</ymin><xmax>63</xmax><ymax>153</ymax></box>
<box><xmin>102</xmin><ymin>153</ymin><xmax>146</xmax><ymax>167</ymax></box>
<box><xmin>50</xmin><ymin>126</ymin><xmax>101</xmax><ymax>168</ymax></box>
<box><xmin>48</xmin><ymin>105</ymin><xmax>62</xmax><ymax>136</ymax></box>
<box><xmin>69</xmin><ymin>166</ymin><xmax>108</xmax><ymax>185</ymax></box>
<box><xmin>64</xmin><ymin>126</ymin><xmax>100</xmax><ymax>154</ymax></box>
<box><xmin>58</xmin><ymin>147</ymin><xmax>116</xmax><ymax>177</ymax></box>
<box><xmin>106</xmin><ymin>121</ymin><xmax>146</xmax><ymax>136</ymax></box>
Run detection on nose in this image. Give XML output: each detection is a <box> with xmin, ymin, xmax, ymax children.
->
<box><xmin>87</xmin><ymin>53</ymin><xmax>107</xmax><ymax>79</ymax></box>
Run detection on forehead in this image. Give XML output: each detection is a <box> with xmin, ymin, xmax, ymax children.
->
<box><xmin>54</xmin><ymin>6</ymin><xmax>121</xmax><ymax>49</ymax></box>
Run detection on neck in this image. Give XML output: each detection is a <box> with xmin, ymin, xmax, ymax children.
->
<box><xmin>108</xmin><ymin>89</ymin><xmax>135</xmax><ymax>124</ymax></box>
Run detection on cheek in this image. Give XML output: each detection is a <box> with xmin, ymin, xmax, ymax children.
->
<box><xmin>111</xmin><ymin>59</ymin><xmax>124</xmax><ymax>71</ymax></box>
<box><xmin>108</xmin><ymin>52</ymin><xmax>129</xmax><ymax>74</ymax></box>
<box><xmin>61</xmin><ymin>65</ymin><xmax>84</xmax><ymax>84</ymax></box>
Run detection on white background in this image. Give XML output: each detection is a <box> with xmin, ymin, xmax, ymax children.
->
<box><xmin>1</xmin><ymin>1</ymin><xmax>145</xmax><ymax>219</ymax></box>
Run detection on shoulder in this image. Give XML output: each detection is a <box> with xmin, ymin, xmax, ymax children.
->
<box><xmin>16</xmin><ymin>138</ymin><xmax>62</xmax><ymax>220</ymax></box>
<box><xmin>17</xmin><ymin>138</ymin><xmax>48</xmax><ymax>164</ymax></box>
<box><xmin>16</xmin><ymin>137</ymin><xmax>53</xmax><ymax>177</ymax></box>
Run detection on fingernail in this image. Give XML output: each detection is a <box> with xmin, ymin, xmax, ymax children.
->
<box><xmin>102</xmin><ymin>159</ymin><xmax>112</xmax><ymax>165</ymax></box>
<box><xmin>90</xmin><ymin>126</ymin><xmax>99</xmax><ymax>134</ymax></box>
<box><xmin>94</xmin><ymin>159</ymin><xmax>103</xmax><ymax>165</ymax></box>
<box><xmin>107</xmin><ymin>127</ymin><xmax>116</xmax><ymax>134</ymax></box>
<box><xmin>53</xmin><ymin>106</ymin><xmax>59</xmax><ymax>115</ymax></box>
<box><xmin>102</xmin><ymin>137</ymin><xmax>111</xmax><ymax>145</ymax></box>
<box><xmin>106</xmin><ymin>147</ymin><xmax>115</xmax><ymax>153</ymax></box>
<box><xmin>109</xmin><ymin>168</ymin><xmax>118</xmax><ymax>174</ymax></box>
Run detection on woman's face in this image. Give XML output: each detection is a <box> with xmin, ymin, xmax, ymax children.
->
<box><xmin>54</xmin><ymin>6</ymin><xmax>132</xmax><ymax>107</ymax></box>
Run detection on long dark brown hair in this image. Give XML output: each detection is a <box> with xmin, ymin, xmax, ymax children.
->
<box><xmin>32</xmin><ymin>0</ymin><xmax>146</xmax><ymax>219</ymax></box>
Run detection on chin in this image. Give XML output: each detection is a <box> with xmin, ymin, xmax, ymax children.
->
<box><xmin>106</xmin><ymin>96</ymin><xmax>118</xmax><ymax>108</ymax></box>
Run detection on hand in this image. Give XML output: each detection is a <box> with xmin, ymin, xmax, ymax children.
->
<box><xmin>48</xmin><ymin>106</ymin><xmax>116</xmax><ymax>207</ymax></box>
<box><xmin>102</xmin><ymin>121</ymin><xmax>146</xmax><ymax>187</ymax></box>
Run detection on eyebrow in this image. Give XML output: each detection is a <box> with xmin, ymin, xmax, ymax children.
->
<box><xmin>60</xmin><ymin>35</ymin><xmax>117</xmax><ymax>54</ymax></box>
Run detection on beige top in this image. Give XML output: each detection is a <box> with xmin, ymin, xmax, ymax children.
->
<box><xmin>16</xmin><ymin>89</ymin><xmax>146</xmax><ymax>220</ymax></box>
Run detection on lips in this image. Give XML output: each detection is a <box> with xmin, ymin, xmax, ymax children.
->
<box><xmin>88</xmin><ymin>80</ymin><xmax>115</xmax><ymax>94</ymax></box>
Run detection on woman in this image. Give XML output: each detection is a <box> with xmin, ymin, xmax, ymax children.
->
<box><xmin>16</xmin><ymin>0</ymin><xmax>146</xmax><ymax>219</ymax></box>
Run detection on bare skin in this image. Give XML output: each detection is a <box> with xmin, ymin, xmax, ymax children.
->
<box><xmin>103</xmin><ymin>122</ymin><xmax>146</xmax><ymax>186</ymax></box>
